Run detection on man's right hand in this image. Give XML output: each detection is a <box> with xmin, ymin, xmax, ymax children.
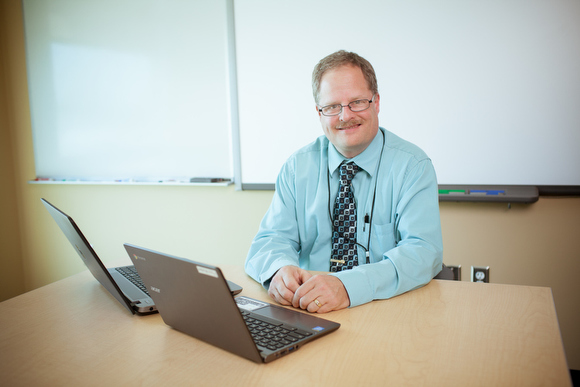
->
<box><xmin>267</xmin><ymin>266</ymin><xmax>312</xmax><ymax>306</ymax></box>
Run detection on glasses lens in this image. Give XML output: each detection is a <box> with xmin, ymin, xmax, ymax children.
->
<box><xmin>349</xmin><ymin>99</ymin><xmax>371</xmax><ymax>112</ymax></box>
<box><xmin>321</xmin><ymin>105</ymin><xmax>341</xmax><ymax>116</ymax></box>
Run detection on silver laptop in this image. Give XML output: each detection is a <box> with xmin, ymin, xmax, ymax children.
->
<box><xmin>41</xmin><ymin>199</ymin><xmax>242</xmax><ymax>315</ymax></box>
<box><xmin>124</xmin><ymin>243</ymin><xmax>341</xmax><ymax>363</ymax></box>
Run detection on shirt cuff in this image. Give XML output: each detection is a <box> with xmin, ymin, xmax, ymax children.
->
<box><xmin>329</xmin><ymin>261</ymin><xmax>398</xmax><ymax>307</ymax></box>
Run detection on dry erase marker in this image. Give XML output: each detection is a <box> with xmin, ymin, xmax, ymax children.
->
<box><xmin>190</xmin><ymin>177</ymin><xmax>231</xmax><ymax>183</ymax></box>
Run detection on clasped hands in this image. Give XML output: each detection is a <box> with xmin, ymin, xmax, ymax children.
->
<box><xmin>267</xmin><ymin>266</ymin><xmax>350</xmax><ymax>313</ymax></box>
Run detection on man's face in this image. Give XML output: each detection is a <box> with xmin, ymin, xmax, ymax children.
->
<box><xmin>317</xmin><ymin>65</ymin><xmax>380</xmax><ymax>158</ymax></box>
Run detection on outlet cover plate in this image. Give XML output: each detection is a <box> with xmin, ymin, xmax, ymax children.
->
<box><xmin>471</xmin><ymin>266</ymin><xmax>490</xmax><ymax>283</ymax></box>
<box><xmin>447</xmin><ymin>265</ymin><xmax>461</xmax><ymax>281</ymax></box>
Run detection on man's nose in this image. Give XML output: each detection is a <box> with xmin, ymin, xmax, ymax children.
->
<box><xmin>339</xmin><ymin>105</ymin><xmax>355</xmax><ymax>121</ymax></box>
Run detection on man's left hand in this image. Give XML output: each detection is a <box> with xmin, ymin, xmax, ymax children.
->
<box><xmin>291</xmin><ymin>275</ymin><xmax>350</xmax><ymax>313</ymax></box>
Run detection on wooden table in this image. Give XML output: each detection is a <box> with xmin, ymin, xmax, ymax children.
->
<box><xmin>0</xmin><ymin>266</ymin><xmax>571</xmax><ymax>386</ymax></box>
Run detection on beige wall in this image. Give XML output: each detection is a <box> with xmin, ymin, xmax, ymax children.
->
<box><xmin>2</xmin><ymin>0</ymin><xmax>579</xmax><ymax>370</ymax></box>
<box><xmin>0</xmin><ymin>0</ymin><xmax>26</xmax><ymax>301</ymax></box>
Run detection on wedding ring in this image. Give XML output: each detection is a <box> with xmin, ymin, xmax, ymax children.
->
<box><xmin>314</xmin><ymin>299</ymin><xmax>322</xmax><ymax>307</ymax></box>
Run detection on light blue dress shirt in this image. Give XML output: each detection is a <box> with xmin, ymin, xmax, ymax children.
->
<box><xmin>245</xmin><ymin>127</ymin><xmax>443</xmax><ymax>307</ymax></box>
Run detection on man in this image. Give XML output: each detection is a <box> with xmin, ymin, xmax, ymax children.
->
<box><xmin>245</xmin><ymin>50</ymin><xmax>443</xmax><ymax>313</ymax></box>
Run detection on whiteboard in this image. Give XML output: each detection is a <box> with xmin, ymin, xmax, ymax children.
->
<box><xmin>234</xmin><ymin>0</ymin><xmax>580</xmax><ymax>188</ymax></box>
<box><xmin>23</xmin><ymin>0</ymin><xmax>234</xmax><ymax>181</ymax></box>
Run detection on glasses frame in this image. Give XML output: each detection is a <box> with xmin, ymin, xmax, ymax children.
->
<box><xmin>318</xmin><ymin>95</ymin><xmax>375</xmax><ymax>117</ymax></box>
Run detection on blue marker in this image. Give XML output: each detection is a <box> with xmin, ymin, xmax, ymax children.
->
<box><xmin>469</xmin><ymin>189</ymin><xmax>505</xmax><ymax>195</ymax></box>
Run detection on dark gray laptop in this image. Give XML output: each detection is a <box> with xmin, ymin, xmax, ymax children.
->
<box><xmin>124</xmin><ymin>243</ymin><xmax>341</xmax><ymax>363</ymax></box>
<box><xmin>41</xmin><ymin>198</ymin><xmax>242</xmax><ymax>315</ymax></box>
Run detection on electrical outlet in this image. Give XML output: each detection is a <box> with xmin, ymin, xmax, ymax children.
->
<box><xmin>471</xmin><ymin>266</ymin><xmax>490</xmax><ymax>283</ymax></box>
<box><xmin>446</xmin><ymin>265</ymin><xmax>461</xmax><ymax>281</ymax></box>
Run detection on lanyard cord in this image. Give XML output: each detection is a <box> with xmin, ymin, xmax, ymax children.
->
<box><xmin>327</xmin><ymin>129</ymin><xmax>386</xmax><ymax>264</ymax></box>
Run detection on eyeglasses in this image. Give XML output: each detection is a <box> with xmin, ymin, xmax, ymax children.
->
<box><xmin>318</xmin><ymin>96</ymin><xmax>375</xmax><ymax>117</ymax></box>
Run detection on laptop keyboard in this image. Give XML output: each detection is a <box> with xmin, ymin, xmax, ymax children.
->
<box><xmin>241</xmin><ymin>312</ymin><xmax>312</xmax><ymax>351</ymax></box>
<box><xmin>115</xmin><ymin>266</ymin><xmax>150</xmax><ymax>296</ymax></box>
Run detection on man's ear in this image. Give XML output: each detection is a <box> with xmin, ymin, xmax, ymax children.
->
<box><xmin>374</xmin><ymin>93</ymin><xmax>380</xmax><ymax>115</ymax></box>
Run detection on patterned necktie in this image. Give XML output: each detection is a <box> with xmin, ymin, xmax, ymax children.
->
<box><xmin>330</xmin><ymin>161</ymin><xmax>360</xmax><ymax>272</ymax></box>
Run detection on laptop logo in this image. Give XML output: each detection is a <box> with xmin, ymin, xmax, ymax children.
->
<box><xmin>150</xmin><ymin>286</ymin><xmax>161</xmax><ymax>294</ymax></box>
<box><xmin>312</xmin><ymin>326</ymin><xmax>325</xmax><ymax>332</ymax></box>
<box><xmin>133</xmin><ymin>254</ymin><xmax>146</xmax><ymax>261</ymax></box>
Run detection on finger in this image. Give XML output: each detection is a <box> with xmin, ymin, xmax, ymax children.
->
<box><xmin>268</xmin><ymin>281</ymin><xmax>293</xmax><ymax>306</ymax></box>
<box><xmin>277</xmin><ymin>266</ymin><xmax>304</xmax><ymax>293</ymax></box>
<box><xmin>269</xmin><ymin>288</ymin><xmax>292</xmax><ymax>306</ymax></box>
<box><xmin>306</xmin><ymin>298</ymin><xmax>323</xmax><ymax>313</ymax></box>
<box><xmin>314</xmin><ymin>301</ymin><xmax>333</xmax><ymax>314</ymax></box>
<box><xmin>269</xmin><ymin>267</ymin><xmax>302</xmax><ymax>305</ymax></box>
<box><xmin>292</xmin><ymin>280</ymin><xmax>316</xmax><ymax>308</ymax></box>
<box><xmin>297</xmin><ymin>269</ymin><xmax>313</xmax><ymax>284</ymax></box>
<box><xmin>299</xmin><ymin>293</ymin><xmax>319</xmax><ymax>310</ymax></box>
<box><xmin>293</xmin><ymin>274</ymin><xmax>325</xmax><ymax>308</ymax></box>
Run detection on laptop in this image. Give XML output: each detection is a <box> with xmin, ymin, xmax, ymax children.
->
<box><xmin>124</xmin><ymin>243</ymin><xmax>341</xmax><ymax>363</ymax></box>
<box><xmin>40</xmin><ymin>198</ymin><xmax>243</xmax><ymax>315</ymax></box>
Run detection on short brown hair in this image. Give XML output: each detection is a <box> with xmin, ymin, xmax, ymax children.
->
<box><xmin>311</xmin><ymin>50</ymin><xmax>378</xmax><ymax>105</ymax></box>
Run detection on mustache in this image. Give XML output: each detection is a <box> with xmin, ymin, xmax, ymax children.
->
<box><xmin>335</xmin><ymin>120</ymin><xmax>363</xmax><ymax>129</ymax></box>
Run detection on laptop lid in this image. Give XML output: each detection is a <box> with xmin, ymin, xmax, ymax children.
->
<box><xmin>124</xmin><ymin>243</ymin><xmax>340</xmax><ymax>363</ymax></box>
<box><xmin>41</xmin><ymin>198</ymin><xmax>156</xmax><ymax>315</ymax></box>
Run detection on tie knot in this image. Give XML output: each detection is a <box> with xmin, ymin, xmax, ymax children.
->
<box><xmin>339</xmin><ymin>162</ymin><xmax>359</xmax><ymax>184</ymax></box>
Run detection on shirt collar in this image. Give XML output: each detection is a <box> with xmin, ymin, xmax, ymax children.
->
<box><xmin>328</xmin><ymin>127</ymin><xmax>385</xmax><ymax>178</ymax></box>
